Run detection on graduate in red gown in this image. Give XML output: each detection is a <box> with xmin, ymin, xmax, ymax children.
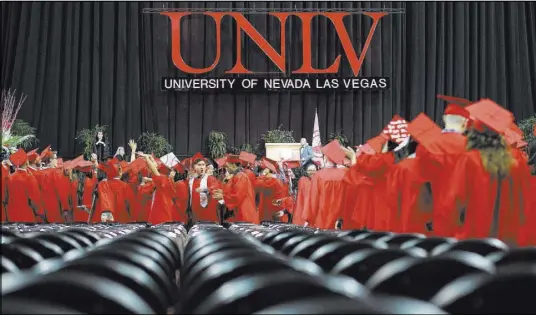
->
<box><xmin>385</xmin><ymin>115</ymin><xmax>442</xmax><ymax>234</ymax></box>
<box><xmin>417</xmin><ymin>97</ymin><xmax>473</xmax><ymax>236</ymax></box>
<box><xmin>4</xmin><ymin>149</ymin><xmax>42</xmax><ymax>222</ymax></box>
<box><xmin>441</xmin><ymin>100</ymin><xmax>532</xmax><ymax>245</ymax></box>
<box><xmin>303</xmin><ymin>140</ymin><xmax>348</xmax><ymax>230</ymax></box>
<box><xmin>212</xmin><ymin>155</ymin><xmax>259</xmax><ymax>224</ymax></box>
<box><xmin>93</xmin><ymin>160</ymin><xmax>136</xmax><ymax>223</ymax></box>
<box><xmin>239</xmin><ymin>151</ymin><xmax>258</xmax><ymax>185</ymax></box>
<box><xmin>72</xmin><ymin>160</ymin><xmax>98</xmax><ymax>222</ymax></box>
<box><xmin>255</xmin><ymin>157</ymin><xmax>286</xmax><ymax>222</ymax></box>
<box><xmin>345</xmin><ymin>134</ymin><xmax>397</xmax><ymax>230</ymax></box>
<box><xmin>288</xmin><ymin>161</ymin><xmax>317</xmax><ymax>226</ymax></box>
<box><xmin>37</xmin><ymin>148</ymin><xmax>71</xmax><ymax>222</ymax></box>
<box><xmin>187</xmin><ymin>152</ymin><xmax>220</xmax><ymax>223</ymax></box>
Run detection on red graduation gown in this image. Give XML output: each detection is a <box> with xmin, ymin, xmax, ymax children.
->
<box><xmin>302</xmin><ymin>168</ymin><xmax>347</xmax><ymax>229</ymax></box>
<box><xmin>293</xmin><ymin>176</ymin><xmax>311</xmax><ymax>226</ymax></box>
<box><xmin>95</xmin><ymin>178</ymin><xmax>135</xmax><ymax>223</ymax></box>
<box><xmin>441</xmin><ymin>150</ymin><xmax>531</xmax><ymax>245</ymax></box>
<box><xmin>173</xmin><ymin>180</ymin><xmax>189</xmax><ymax>223</ymax></box>
<box><xmin>38</xmin><ymin>168</ymin><xmax>70</xmax><ymax>223</ymax></box>
<box><xmin>136</xmin><ymin>183</ymin><xmax>155</xmax><ymax>222</ymax></box>
<box><xmin>416</xmin><ymin>132</ymin><xmax>467</xmax><ymax>237</ymax></box>
<box><xmin>346</xmin><ymin>152</ymin><xmax>395</xmax><ymax>230</ymax></box>
<box><xmin>223</xmin><ymin>172</ymin><xmax>259</xmax><ymax>224</ymax></box>
<box><xmin>255</xmin><ymin>176</ymin><xmax>286</xmax><ymax>222</ymax></box>
<box><xmin>5</xmin><ymin>169</ymin><xmax>41</xmax><ymax>222</ymax></box>
<box><xmin>243</xmin><ymin>168</ymin><xmax>257</xmax><ymax>186</ymax></box>
<box><xmin>147</xmin><ymin>175</ymin><xmax>176</xmax><ymax>224</ymax></box>
<box><xmin>386</xmin><ymin>157</ymin><xmax>433</xmax><ymax>234</ymax></box>
<box><xmin>190</xmin><ymin>175</ymin><xmax>220</xmax><ymax>223</ymax></box>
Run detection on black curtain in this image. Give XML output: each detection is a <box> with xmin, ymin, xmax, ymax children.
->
<box><xmin>2</xmin><ymin>1</ymin><xmax>535</xmax><ymax>157</ymax></box>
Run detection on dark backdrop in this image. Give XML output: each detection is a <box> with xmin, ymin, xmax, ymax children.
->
<box><xmin>2</xmin><ymin>1</ymin><xmax>535</xmax><ymax>157</ymax></box>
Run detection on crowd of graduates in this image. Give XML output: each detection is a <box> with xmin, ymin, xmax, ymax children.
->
<box><xmin>1</xmin><ymin>97</ymin><xmax>535</xmax><ymax>246</ymax></box>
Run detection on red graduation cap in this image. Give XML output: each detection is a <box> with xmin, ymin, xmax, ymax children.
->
<box><xmin>436</xmin><ymin>94</ymin><xmax>473</xmax><ymax>106</ymax></box>
<box><xmin>128</xmin><ymin>157</ymin><xmax>148</xmax><ymax>174</ymax></box>
<box><xmin>260</xmin><ymin>157</ymin><xmax>278</xmax><ymax>173</ymax></box>
<box><xmin>97</xmin><ymin>160</ymin><xmax>120</xmax><ymax>178</ymax></box>
<box><xmin>503</xmin><ymin>127</ymin><xmax>524</xmax><ymax>146</ymax></box>
<box><xmin>226</xmin><ymin>155</ymin><xmax>241</xmax><ymax>164</ymax></box>
<box><xmin>191</xmin><ymin>152</ymin><xmax>207</xmax><ymax>165</ymax></box>
<box><xmin>56</xmin><ymin>158</ymin><xmax>64</xmax><ymax>168</ymax></box>
<box><xmin>359</xmin><ymin>143</ymin><xmax>376</xmax><ymax>155</ymax></box>
<box><xmin>283</xmin><ymin>160</ymin><xmax>301</xmax><ymax>169</ymax></box>
<box><xmin>321</xmin><ymin>140</ymin><xmax>346</xmax><ymax>165</ymax></box>
<box><xmin>215</xmin><ymin>158</ymin><xmax>227</xmax><ymax>168</ymax></box>
<box><xmin>10</xmin><ymin>148</ymin><xmax>27</xmax><ymax>168</ymax></box>
<box><xmin>39</xmin><ymin>145</ymin><xmax>53</xmax><ymax>160</ymax></box>
<box><xmin>74</xmin><ymin>160</ymin><xmax>96</xmax><ymax>173</ymax></box>
<box><xmin>366</xmin><ymin>135</ymin><xmax>387</xmax><ymax>153</ymax></box>
<box><xmin>382</xmin><ymin>115</ymin><xmax>409</xmax><ymax>143</ymax></box>
<box><xmin>444</xmin><ymin>104</ymin><xmax>470</xmax><ymax>119</ymax></box>
<box><xmin>71</xmin><ymin>155</ymin><xmax>85</xmax><ymax>164</ymax></box>
<box><xmin>407</xmin><ymin>113</ymin><xmax>443</xmax><ymax>148</ymax></box>
<box><xmin>239</xmin><ymin>151</ymin><xmax>256</xmax><ymax>165</ymax></box>
<box><xmin>466</xmin><ymin>99</ymin><xmax>514</xmax><ymax>134</ymax></box>
<box><xmin>27</xmin><ymin>148</ymin><xmax>39</xmax><ymax>162</ymax></box>
<box><xmin>173</xmin><ymin>163</ymin><xmax>186</xmax><ymax>174</ymax></box>
<box><xmin>516</xmin><ymin>140</ymin><xmax>528</xmax><ymax>149</ymax></box>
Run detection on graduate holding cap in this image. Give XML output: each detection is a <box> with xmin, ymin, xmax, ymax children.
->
<box><xmin>440</xmin><ymin>99</ymin><xmax>532</xmax><ymax>245</ymax></box>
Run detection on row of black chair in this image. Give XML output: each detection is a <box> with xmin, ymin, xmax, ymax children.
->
<box><xmin>2</xmin><ymin>223</ymin><xmax>187</xmax><ymax>314</ymax></box>
<box><xmin>239</xmin><ymin>223</ymin><xmax>536</xmax><ymax>313</ymax></box>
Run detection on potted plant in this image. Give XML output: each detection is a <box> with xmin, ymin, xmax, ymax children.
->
<box><xmin>207</xmin><ymin>131</ymin><xmax>228</xmax><ymax>159</ymax></box>
<box><xmin>137</xmin><ymin>132</ymin><xmax>173</xmax><ymax>157</ymax></box>
<box><xmin>76</xmin><ymin>124</ymin><xmax>109</xmax><ymax>159</ymax></box>
<box><xmin>239</xmin><ymin>143</ymin><xmax>253</xmax><ymax>153</ymax></box>
<box><xmin>518</xmin><ymin>115</ymin><xmax>535</xmax><ymax>143</ymax></box>
<box><xmin>262</xmin><ymin>125</ymin><xmax>300</xmax><ymax>161</ymax></box>
<box><xmin>326</xmin><ymin>130</ymin><xmax>350</xmax><ymax>148</ymax></box>
<box><xmin>1</xmin><ymin>89</ymin><xmax>38</xmax><ymax>151</ymax></box>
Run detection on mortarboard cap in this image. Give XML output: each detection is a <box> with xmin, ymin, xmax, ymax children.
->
<box><xmin>97</xmin><ymin>162</ymin><xmax>120</xmax><ymax>178</ymax></box>
<box><xmin>444</xmin><ymin>104</ymin><xmax>470</xmax><ymax>119</ymax></box>
<box><xmin>509</xmin><ymin>122</ymin><xmax>524</xmax><ymax>137</ymax></box>
<box><xmin>215</xmin><ymin>158</ymin><xmax>227</xmax><ymax>168</ymax></box>
<box><xmin>191</xmin><ymin>152</ymin><xmax>207</xmax><ymax>165</ymax></box>
<box><xmin>128</xmin><ymin>158</ymin><xmax>148</xmax><ymax>175</ymax></box>
<box><xmin>366</xmin><ymin>135</ymin><xmax>387</xmax><ymax>153</ymax></box>
<box><xmin>436</xmin><ymin>94</ymin><xmax>473</xmax><ymax>106</ymax></box>
<box><xmin>359</xmin><ymin>143</ymin><xmax>376</xmax><ymax>155</ymax></box>
<box><xmin>407</xmin><ymin>113</ymin><xmax>443</xmax><ymax>148</ymax></box>
<box><xmin>239</xmin><ymin>151</ymin><xmax>256</xmax><ymax>165</ymax></box>
<box><xmin>466</xmin><ymin>99</ymin><xmax>514</xmax><ymax>134</ymax></box>
<box><xmin>27</xmin><ymin>149</ymin><xmax>39</xmax><ymax>163</ymax></box>
<box><xmin>283</xmin><ymin>160</ymin><xmax>301</xmax><ymax>169</ymax></box>
<box><xmin>225</xmin><ymin>155</ymin><xmax>241</xmax><ymax>164</ymax></box>
<box><xmin>10</xmin><ymin>148</ymin><xmax>27</xmax><ymax>168</ymax></box>
<box><xmin>39</xmin><ymin>145</ymin><xmax>53</xmax><ymax>160</ymax></box>
<box><xmin>261</xmin><ymin>157</ymin><xmax>279</xmax><ymax>173</ymax></box>
<box><xmin>173</xmin><ymin>163</ymin><xmax>186</xmax><ymax>174</ymax></box>
<box><xmin>75</xmin><ymin>160</ymin><xmax>95</xmax><ymax>173</ymax></box>
<box><xmin>503</xmin><ymin>128</ymin><xmax>524</xmax><ymax>146</ymax></box>
<box><xmin>160</xmin><ymin>152</ymin><xmax>180</xmax><ymax>169</ymax></box>
<box><xmin>382</xmin><ymin>115</ymin><xmax>409</xmax><ymax>144</ymax></box>
<box><xmin>56</xmin><ymin>158</ymin><xmax>64</xmax><ymax>168</ymax></box>
<box><xmin>321</xmin><ymin>140</ymin><xmax>346</xmax><ymax>165</ymax></box>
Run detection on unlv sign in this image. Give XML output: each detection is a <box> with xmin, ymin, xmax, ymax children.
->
<box><xmin>161</xmin><ymin>11</ymin><xmax>388</xmax><ymax>76</ymax></box>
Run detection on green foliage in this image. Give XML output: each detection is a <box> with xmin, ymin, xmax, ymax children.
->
<box><xmin>10</xmin><ymin>119</ymin><xmax>38</xmax><ymax>148</ymax></box>
<box><xmin>517</xmin><ymin>115</ymin><xmax>536</xmax><ymax>143</ymax></box>
<box><xmin>261</xmin><ymin>125</ymin><xmax>296</xmax><ymax>143</ymax></box>
<box><xmin>291</xmin><ymin>166</ymin><xmax>307</xmax><ymax>194</ymax></box>
<box><xmin>137</xmin><ymin>132</ymin><xmax>173</xmax><ymax>157</ymax></box>
<box><xmin>326</xmin><ymin>130</ymin><xmax>350</xmax><ymax>148</ymax></box>
<box><xmin>239</xmin><ymin>143</ymin><xmax>253</xmax><ymax>153</ymax></box>
<box><xmin>75</xmin><ymin>124</ymin><xmax>108</xmax><ymax>159</ymax></box>
<box><xmin>207</xmin><ymin>131</ymin><xmax>228</xmax><ymax>159</ymax></box>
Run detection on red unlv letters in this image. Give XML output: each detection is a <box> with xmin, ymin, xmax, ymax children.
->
<box><xmin>161</xmin><ymin>12</ymin><xmax>388</xmax><ymax>76</ymax></box>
